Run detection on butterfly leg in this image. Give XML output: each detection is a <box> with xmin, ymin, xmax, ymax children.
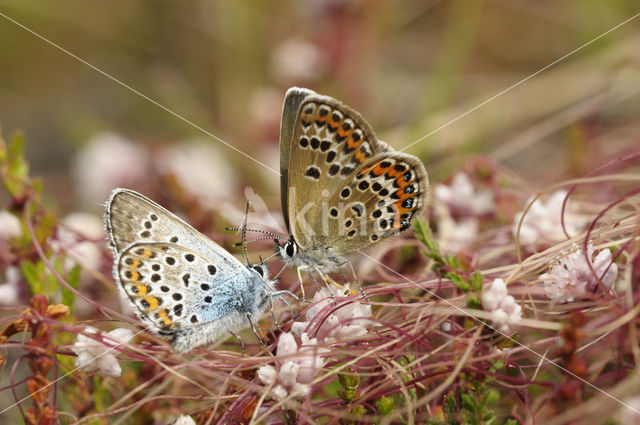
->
<box><xmin>246</xmin><ymin>313</ymin><xmax>270</xmax><ymax>353</ymax></box>
<box><xmin>296</xmin><ymin>266</ymin><xmax>307</xmax><ymax>301</ymax></box>
<box><xmin>347</xmin><ymin>260</ymin><xmax>368</xmax><ymax>302</ymax></box>
<box><xmin>229</xmin><ymin>330</ymin><xmax>246</xmax><ymax>356</ymax></box>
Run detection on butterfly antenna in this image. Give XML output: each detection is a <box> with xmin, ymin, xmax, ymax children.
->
<box><xmin>226</xmin><ymin>226</ymin><xmax>287</xmax><ymax>241</ymax></box>
<box><xmin>234</xmin><ymin>236</ymin><xmax>280</xmax><ymax>247</ymax></box>
<box><xmin>241</xmin><ymin>200</ymin><xmax>250</xmax><ymax>266</ymax></box>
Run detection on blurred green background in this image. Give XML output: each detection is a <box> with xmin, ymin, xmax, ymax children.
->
<box><xmin>1</xmin><ymin>0</ymin><xmax>639</xmax><ymax>214</ymax></box>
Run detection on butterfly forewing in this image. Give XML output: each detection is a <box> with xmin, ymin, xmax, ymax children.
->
<box><xmin>116</xmin><ymin>242</ymin><xmax>247</xmax><ymax>334</ymax></box>
<box><xmin>107</xmin><ymin>189</ymin><xmax>240</xmax><ymax>268</ymax></box>
<box><xmin>284</xmin><ymin>91</ymin><xmax>428</xmax><ymax>256</ymax></box>
<box><xmin>285</xmin><ymin>94</ymin><xmax>391</xmax><ymax>249</ymax></box>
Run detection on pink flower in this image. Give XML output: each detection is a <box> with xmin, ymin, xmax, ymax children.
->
<box><xmin>0</xmin><ymin>267</ymin><xmax>20</xmax><ymax>305</ymax></box>
<box><xmin>482</xmin><ymin>279</ymin><xmax>522</xmax><ymax>333</ymax></box>
<box><xmin>434</xmin><ymin>173</ymin><xmax>494</xmax><ymax>217</ymax></box>
<box><xmin>540</xmin><ymin>243</ymin><xmax>618</xmax><ymax>303</ymax></box>
<box><xmin>53</xmin><ymin>213</ymin><xmax>105</xmax><ymax>272</ymax></box>
<box><xmin>0</xmin><ymin>210</ymin><xmax>21</xmax><ymax>240</ymax></box>
<box><xmin>73</xmin><ymin>133</ymin><xmax>149</xmax><ymax>206</ymax></box>
<box><xmin>257</xmin><ymin>332</ymin><xmax>327</xmax><ymax>400</ymax></box>
<box><xmin>513</xmin><ymin>191</ymin><xmax>582</xmax><ymax>245</ymax></box>
<box><xmin>72</xmin><ymin>327</ymin><xmax>134</xmax><ymax>377</ymax></box>
<box><xmin>172</xmin><ymin>415</ymin><xmax>196</xmax><ymax>425</ymax></box>
<box><xmin>291</xmin><ymin>284</ymin><xmax>372</xmax><ymax>343</ymax></box>
<box><xmin>270</xmin><ymin>38</ymin><xmax>326</xmax><ymax>84</ymax></box>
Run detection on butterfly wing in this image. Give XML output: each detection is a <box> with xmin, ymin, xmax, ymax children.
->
<box><xmin>328</xmin><ymin>151</ymin><xmax>429</xmax><ymax>252</ymax></box>
<box><xmin>115</xmin><ymin>241</ymin><xmax>250</xmax><ymax>336</ymax></box>
<box><xmin>284</xmin><ymin>92</ymin><xmax>429</xmax><ymax>256</ymax></box>
<box><xmin>106</xmin><ymin>188</ymin><xmax>241</xmax><ymax>267</ymax></box>
<box><xmin>279</xmin><ymin>87</ymin><xmax>316</xmax><ymax>232</ymax></box>
<box><xmin>106</xmin><ymin>189</ymin><xmax>257</xmax><ymax>350</ymax></box>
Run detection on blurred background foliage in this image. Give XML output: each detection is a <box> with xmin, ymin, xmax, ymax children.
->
<box><xmin>0</xmin><ymin>0</ymin><xmax>639</xmax><ymax>214</ymax></box>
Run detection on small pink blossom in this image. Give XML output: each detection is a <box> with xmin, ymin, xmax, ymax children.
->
<box><xmin>172</xmin><ymin>415</ymin><xmax>196</xmax><ymax>425</ymax></box>
<box><xmin>73</xmin><ymin>133</ymin><xmax>149</xmax><ymax>206</ymax></box>
<box><xmin>434</xmin><ymin>173</ymin><xmax>494</xmax><ymax>216</ymax></box>
<box><xmin>291</xmin><ymin>284</ymin><xmax>372</xmax><ymax>343</ymax></box>
<box><xmin>72</xmin><ymin>327</ymin><xmax>134</xmax><ymax>377</ymax></box>
<box><xmin>257</xmin><ymin>332</ymin><xmax>327</xmax><ymax>400</ymax></box>
<box><xmin>513</xmin><ymin>190</ymin><xmax>581</xmax><ymax>245</ymax></box>
<box><xmin>482</xmin><ymin>279</ymin><xmax>522</xmax><ymax>333</ymax></box>
<box><xmin>53</xmin><ymin>213</ymin><xmax>105</xmax><ymax>271</ymax></box>
<box><xmin>435</xmin><ymin>216</ymin><xmax>479</xmax><ymax>253</ymax></box>
<box><xmin>0</xmin><ymin>210</ymin><xmax>21</xmax><ymax>240</ymax></box>
<box><xmin>270</xmin><ymin>38</ymin><xmax>326</xmax><ymax>84</ymax></box>
<box><xmin>0</xmin><ymin>267</ymin><xmax>20</xmax><ymax>305</ymax></box>
<box><xmin>540</xmin><ymin>243</ymin><xmax>617</xmax><ymax>303</ymax></box>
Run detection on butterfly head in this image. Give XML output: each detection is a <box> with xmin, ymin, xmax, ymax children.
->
<box><xmin>276</xmin><ymin>238</ymin><xmax>298</xmax><ymax>264</ymax></box>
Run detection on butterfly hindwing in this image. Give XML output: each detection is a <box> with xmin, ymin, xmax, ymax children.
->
<box><xmin>116</xmin><ymin>242</ymin><xmax>248</xmax><ymax>334</ymax></box>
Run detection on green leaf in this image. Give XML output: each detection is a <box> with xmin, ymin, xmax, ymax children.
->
<box><xmin>460</xmin><ymin>393</ymin><xmax>476</xmax><ymax>411</ymax></box>
<box><xmin>471</xmin><ymin>272</ymin><xmax>483</xmax><ymax>292</ymax></box>
<box><xmin>62</xmin><ymin>264</ymin><xmax>81</xmax><ymax>310</ymax></box>
<box><xmin>446</xmin><ymin>272</ymin><xmax>470</xmax><ymax>292</ymax></box>
<box><xmin>376</xmin><ymin>395</ymin><xmax>394</xmax><ymax>416</ymax></box>
<box><xmin>20</xmin><ymin>259</ymin><xmax>44</xmax><ymax>294</ymax></box>
<box><xmin>484</xmin><ymin>389</ymin><xmax>500</xmax><ymax>405</ymax></box>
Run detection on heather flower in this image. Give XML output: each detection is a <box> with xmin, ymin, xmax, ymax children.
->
<box><xmin>72</xmin><ymin>327</ymin><xmax>134</xmax><ymax>377</ymax></box>
<box><xmin>73</xmin><ymin>133</ymin><xmax>149</xmax><ymax>206</ymax></box>
<box><xmin>172</xmin><ymin>415</ymin><xmax>196</xmax><ymax>425</ymax></box>
<box><xmin>291</xmin><ymin>284</ymin><xmax>372</xmax><ymax>343</ymax></box>
<box><xmin>513</xmin><ymin>190</ymin><xmax>581</xmax><ymax>245</ymax></box>
<box><xmin>156</xmin><ymin>140</ymin><xmax>238</xmax><ymax>218</ymax></box>
<box><xmin>270</xmin><ymin>37</ymin><xmax>326</xmax><ymax>84</ymax></box>
<box><xmin>0</xmin><ymin>210</ymin><xmax>21</xmax><ymax>240</ymax></box>
<box><xmin>433</xmin><ymin>173</ymin><xmax>494</xmax><ymax>216</ymax></box>
<box><xmin>482</xmin><ymin>278</ymin><xmax>522</xmax><ymax>333</ymax></box>
<box><xmin>540</xmin><ymin>243</ymin><xmax>618</xmax><ymax>303</ymax></box>
<box><xmin>54</xmin><ymin>213</ymin><xmax>105</xmax><ymax>271</ymax></box>
<box><xmin>436</xmin><ymin>216</ymin><xmax>479</xmax><ymax>253</ymax></box>
<box><xmin>0</xmin><ymin>266</ymin><xmax>20</xmax><ymax>305</ymax></box>
<box><xmin>257</xmin><ymin>332</ymin><xmax>327</xmax><ymax>400</ymax></box>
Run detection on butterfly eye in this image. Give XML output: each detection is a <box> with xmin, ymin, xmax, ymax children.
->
<box><xmin>285</xmin><ymin>241</ymin><xmax>297</xmax><ymax>257</ymax></box>
<box><xmin>252</xmin><ymin>265</ymin><xmax>265</xmax><ymax>277</ymax></box>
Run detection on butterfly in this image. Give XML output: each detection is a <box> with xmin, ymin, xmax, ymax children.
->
<box><xmin>275</xmin><ymin>87</ymin><xmax>429</xmax><ymax>280</ymax></box>
<box><xmin>105</xmin><ymin>188</ymin><xmax>295</xmax><ymax>353</ymax></box>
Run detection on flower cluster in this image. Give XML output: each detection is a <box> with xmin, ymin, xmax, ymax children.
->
<box><xmin>481</xmin><ymin>278</ymin><xmax>522</xmax><ymax>333</ymax></box>
<box><xmin>291</xmin><ymin>284</ymin><xmax>372</xmax><ymax>343</ymax></box>
<box><xmin>72</xmin><ymin>327</ymin><xmax>134</xmax><ymax>377</ymax></box>
<box><xmin>433</xmin><ymin>173</ymin><xmax>494</xmax><ymax>252</ymax></box>
<box><xmin>513</xmin><ymin>190</ymin><xmax>580</xmax><ymax>246</ymax></box>
<box><xmin>540</xmin><ymin>243</ymin><xmax>618</xmax><ymax>303</ymax></box>
<box><xmin>257</xmin><ymin>332</ymin><xmax>327</xmax><ymax>400</ymax></box>
<box><xmin>434</xmin><ymin>173</ymin><xmax>494</xmax><ymax>217</ymax></box>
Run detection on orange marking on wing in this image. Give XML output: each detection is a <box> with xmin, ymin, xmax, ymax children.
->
<box><xmin>131</xmin><ymin>259</ymin><xmax>141</xmax><ymax>268</ymax></box>
<box><xmin>314</xmin><ymin>113</ymin><xmax>328</xmax><ymax>124</ymax></box>
<box><xmin>130</xmin><ymin>270</ymin><xmax>140</xmax><ymax>281</ymax></box>
<box><xmin>346</xmin><ymin>135</ymin><xmax>362</xmax><ymax>150</ymax></box>
<box><xmin>135</xmin><ymin>283</ymin><xmax>148</xmax><ymax>296</ymax></box>
<box><xmin>141</xmin><ymin>249</ymin><xmax>154</xmax><ymax>258</ymax></box>
<box><xmin>354</xmin><ymin>150</ymin><xmax>367</xmax><ymax>163</ymax></box>
<box><xmin>144</xmin><ymin>296</ymin><xmax>159</xmax><ymax>311</ymax></box>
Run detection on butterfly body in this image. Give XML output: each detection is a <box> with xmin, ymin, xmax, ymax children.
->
<box><xmin>106</xmin><ymin>188</ymin><xmax>291</xmax><ymax>353</ymax></box>
<box><xmin>277</xmin><ymin>87</ymin><xmax>429</xmax><ymax>273</ymax></box>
